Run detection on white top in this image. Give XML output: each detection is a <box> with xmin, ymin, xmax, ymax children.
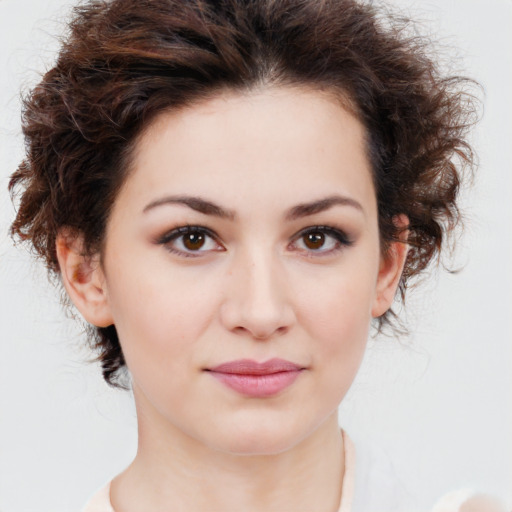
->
<box><xmin>82</xmin><ymin>431</ymin><xmax>506</xmax><ymax>512</ymax></box>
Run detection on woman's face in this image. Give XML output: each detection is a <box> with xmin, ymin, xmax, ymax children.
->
<box><xmin>80</xmin><ymin>87</ymin><xmax>402</xmax><ymax>455</ymax></box>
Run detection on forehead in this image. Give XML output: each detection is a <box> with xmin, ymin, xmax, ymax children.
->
<box><xmin>120</xmin><ymin>86</ymin><xmax>375</xmax><ymax>216</ymax></box>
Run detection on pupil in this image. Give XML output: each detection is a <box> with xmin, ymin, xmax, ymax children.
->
<box><xmin>305</xmin><ymin>232</ymin><xmax>325</xmax><ymax>249</ymax></box>
<box><xmin>184</xmin><ymin>233</ymin><xmax>205</xmax><ymax>250</ymax></box>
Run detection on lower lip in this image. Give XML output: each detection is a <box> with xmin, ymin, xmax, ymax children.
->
<box><xmin>208</xmin><ymin>370</ymin><xmax>303</xmax><ymax>398</ymax></box>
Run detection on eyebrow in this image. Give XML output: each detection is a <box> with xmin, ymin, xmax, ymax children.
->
<box><xmin>143</xmin><ymin>194</ymin><xmax>363</xmax><ymax>220</ymax></box>
<box><xmin>285</xmin><ymin>195</ymin><xmax>364</xmax><ymax>221</ymax></box>
<box><xmin>143</xmin><ymin>195</ymin><xmax>236</xmax><ymax>220</ymax></box>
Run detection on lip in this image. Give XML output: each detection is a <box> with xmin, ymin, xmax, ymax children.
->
<box><xmin>206</xmin><ymin>358</ymin><xmax>305</xmax><ymax>398</ymax></box>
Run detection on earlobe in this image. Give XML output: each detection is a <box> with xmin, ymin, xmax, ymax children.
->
<box><xmin>56</xmin><ymin>230</ymin><xmax>114</xmax><ymax>327</ymax></box>
<box><xmin>371</xmin><ymin>215</ymin><xmax>410</xmax><ymax>318</ymax></box>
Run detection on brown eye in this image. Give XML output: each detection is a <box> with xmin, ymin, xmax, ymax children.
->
<box><xmin>183</xmin><ymin>232</ymin><xmax>206</xmax><ymax>251</ymax></box>
<box><xmin>290</xmin><ymin>226</ymin><xmax>352</xmax><ymax>255</ymax></box>
<box><xmin>157</xmin><ymin>226</ymin><xmax>224</xmax><ymax>256</ymax></box>
<box><xmin>303</xmin><ymin>232</ymin><xmax>325</xmax><ymax>250</ymax></box>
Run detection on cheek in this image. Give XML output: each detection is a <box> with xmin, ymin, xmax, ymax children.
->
<box><xmin>293</xmin><ymin>265</ymin><xmax>376</xmax><ymax>373</ymax></box>
<box><xmin>104</xmin><ymin>260</ymin><xmax>222</xmax><ymax>372</ymax></box>
<box><xmin>298</xmin><ymin>271</ymin><xmax>375</xmax><ymax>338</ymax></box>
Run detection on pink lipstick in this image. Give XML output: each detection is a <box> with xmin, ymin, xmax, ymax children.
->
<box><xmin>206</xmin><ymin>358</ymin><xmax>304</xmax><ymax>398</ymax></box>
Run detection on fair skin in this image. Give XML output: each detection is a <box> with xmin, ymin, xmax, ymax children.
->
<box><xmin>57</xmin><ymin>87</ymin><xmax>408</xmax><ymax>512</ymax></box>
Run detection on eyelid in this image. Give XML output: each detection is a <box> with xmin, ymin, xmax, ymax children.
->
<box><xmin>156</xmin><ymin>225</ymin><xmax>224</xmax><ymax>257</ymax></box>
<box><xmin>156</xmin><ymin>225</ymin><xmax>216</xmax><ymax>243</ymax></box>
<box><xmin>154</xmin><ymin>224</ymin><xmax>353</xmax><ymax>258</ymax></box>
<box><xmin>289</xmin><ymin>225</ymin><xmax>353</xmax><ymax>254</ymax></box>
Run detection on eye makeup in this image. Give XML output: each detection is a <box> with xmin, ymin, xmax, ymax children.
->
<box><xmin>155</xmin><ymin>225</ymin><xmax>225</xmax><ymax>258</ymax></box>
<box><xmin>154</xmin><ymin>222</ymin><xmax>354</xmax><ymax>260</ymax></box>
<box><xmin>289</xmin><ymin>225</ymin><xmax>354</xmax><ymax>257</ymax></box>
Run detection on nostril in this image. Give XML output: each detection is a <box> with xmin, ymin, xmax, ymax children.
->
<box><xmin>253</xmin><ymin>325</ymin><xmax>290</xmax><ymax>340</ymax></box>
<box><xmin>229</xmin><ymin>324</ymin><xmax>289</xmax><ymax>340</ymax></box>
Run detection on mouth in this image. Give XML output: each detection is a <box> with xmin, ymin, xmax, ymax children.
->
<box><xmin>205</xmin><ymin>358</ymin><xmax>306</xmax><ymax>398</ymax></box>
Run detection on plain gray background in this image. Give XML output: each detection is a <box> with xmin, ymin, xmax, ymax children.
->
<box><xmin>1</xmin><ymin>0</ymin><xmax>511</xmax><ymax>510</ymax></box>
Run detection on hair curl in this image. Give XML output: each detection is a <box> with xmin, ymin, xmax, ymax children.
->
<box><xmin>9</xmin><ymin>0</ymin><xmax>479</xmax><ymax>387</ymax></box>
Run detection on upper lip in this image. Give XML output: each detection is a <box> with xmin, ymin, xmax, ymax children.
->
<box><xmin>208</xmin><ymin>358</ymin><xmax>304</xmax><ymax>375</ymax></box>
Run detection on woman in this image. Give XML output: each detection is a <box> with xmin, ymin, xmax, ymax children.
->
<box><xmin>6</xmin><ymin>0</ymin><xmax>507</xmax><ymax>510</ymax></box>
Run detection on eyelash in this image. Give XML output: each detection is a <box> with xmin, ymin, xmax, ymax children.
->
<box><xmin>156</xmin><ymin>225</ymin><xmax>353</xmax><ymax>258</ymax></box>
<box><xmin>290</xmin><ymin>225</ymin><xmax>354</xmax><ymax>256</ymax></box>
<box><xmin>156</xmin><ymin>225</ymin><xmax>223</xmax><ymax>258</ymax></box>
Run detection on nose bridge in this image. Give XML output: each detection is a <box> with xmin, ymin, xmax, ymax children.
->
<box><xmin>221</xmin><ymin>244</ymin><xmax>293</xmax><ymax>339</ymax></box>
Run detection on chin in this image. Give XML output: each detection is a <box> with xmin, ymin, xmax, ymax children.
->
<box><xmin>207</xmin><ymin>418</ymin><xmax>312</xmax><ymax>456</ymax></box>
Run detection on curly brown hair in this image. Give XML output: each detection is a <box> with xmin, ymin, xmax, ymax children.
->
<box><xmin>9</xmin><ymin>0</ymin><xmax>479</xmax><ymax>387</ymax></box>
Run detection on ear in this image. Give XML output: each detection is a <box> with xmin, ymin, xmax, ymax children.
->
<box><xmin>56</xmin><ymin>229</ymin><xmax>114</xmax><ymax>327</ymax></box>
<box><xmin>371</xmin><ymin>215</ymin><xmax>410</xmax><ymax>318</ymax></box>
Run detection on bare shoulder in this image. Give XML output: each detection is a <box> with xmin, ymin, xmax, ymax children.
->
<box><xmin>432</xmin><ymin>490</ymin><xmax>509</xmax><ymax>512</ymax></box>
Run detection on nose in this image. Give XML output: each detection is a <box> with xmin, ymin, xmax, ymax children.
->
<box><xmin>220</xmin><ymin>249</ymin><xmax>295</xmax><ymax>340</ymax></box>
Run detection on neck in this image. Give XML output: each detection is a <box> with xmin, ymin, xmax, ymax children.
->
<box><xmin>111</xmin><ymin>396</ymin><xmax>345</xmax><ymax>512</ymax></box>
